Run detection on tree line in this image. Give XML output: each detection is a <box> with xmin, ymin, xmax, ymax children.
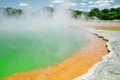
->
<box><xmin>73</xmin><ymin>7</ymin><xmax>120</xmax><ymax>20</ymax></box>
<box><xmin>0</xmin><ymin>7</ymin><xmax>120</xmax><ymax>20</ymax></box>
<box><xmin>0</xmin><ymin>7</ymin><xmax>23</xmax><ymax>16</ymax></box>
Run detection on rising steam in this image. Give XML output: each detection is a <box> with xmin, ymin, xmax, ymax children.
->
<box><xmin>0</xmin><ymin>5</ymin><xmax>88</xmax><ymax>78</ymax></box>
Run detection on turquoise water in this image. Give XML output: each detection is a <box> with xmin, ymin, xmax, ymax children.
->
<box><xmin>0</xmin><ymin>27</ymin><xmax>87</xmax><ymax>79</ymax></box>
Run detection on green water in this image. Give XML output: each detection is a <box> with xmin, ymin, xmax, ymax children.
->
<box><xmin>0</xmin><ymin>27</ymin><xmax>87</xmax><ymax>78</ymax></box>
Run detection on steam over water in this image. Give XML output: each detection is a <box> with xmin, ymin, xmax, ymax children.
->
<box><xmin>75</xmin><ymin>28</ymin><xmax>120</xmax><ymax>80</ymax></box>
<box><xmin>0</xmin><ymin>8</ymin><xmax>87</xmax><ymax>78</ymax></box>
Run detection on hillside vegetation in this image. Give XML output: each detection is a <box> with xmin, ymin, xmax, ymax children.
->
<box><xmin>73</xmin><ymin>7</ymin><xmax>120</xmax><ymax>20</ymax></box>
<box><xmin>0</xmin><ymin>7</ymin><xmax>23</xmax><ymax>16</ymax></box>
<box><xmin>0</xmin><ymin>7</ymin><xmax>120</xmax><ymax>20</ymax></box>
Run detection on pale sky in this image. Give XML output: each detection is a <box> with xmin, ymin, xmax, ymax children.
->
<box><xmin>0</xmin><ymin>0</ymin><xmax>120</xmax><ymax>11</ymax></box>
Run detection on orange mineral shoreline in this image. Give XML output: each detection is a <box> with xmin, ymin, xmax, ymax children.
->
<box><xmin>89</xmin><ymin>22</ymin><xmax>120</xmax><ymax>29</ymax></box>
<box><xmin>2</xmin><ymin>31</ymin><xmax>109</xmax><ymax>80</ymax></box>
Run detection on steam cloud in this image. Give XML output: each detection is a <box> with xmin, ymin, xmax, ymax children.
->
<box><xmin>0</xmin><ymin>5</ymin><xmax>88</xmax><ymax>78</ymax></box>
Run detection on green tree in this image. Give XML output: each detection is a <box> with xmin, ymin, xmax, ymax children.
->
<box><xmin>87</xmin><ymin>8</ymin><xmax>99</xmax><ymax>18</ymax></box>
<box><xmin>73</xmin><ymin>10</ymin><xmax>83</xmax><ymax>18</ymax></box>
<box><xmin>5</xmin><ymin>7</ymin><xmax>23</xmax><ymax>16</ymax></box>
<box><xmin>102</xmin><ymin>9</ymin><xmax>110</xmax><ymax>13</ymax></box>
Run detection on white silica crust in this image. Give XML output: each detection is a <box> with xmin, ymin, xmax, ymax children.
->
<box><xmin>74</xmin><ymin>28</ymin><xmax>120</xmax><ymax>80</ymax></box>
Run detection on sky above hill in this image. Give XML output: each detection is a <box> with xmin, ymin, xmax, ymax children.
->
<box><xmin>0</xmin><ymin>0</ymin><xmax>120</xmax><ymax>11</ymax></box>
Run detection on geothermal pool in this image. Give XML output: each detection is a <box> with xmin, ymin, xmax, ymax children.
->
<box><xmin>0</xmin><ymin>26</ymin><xmax>87</xmax><ymax>78</ymax></box>
<box><xmin>75</xmin><ymin>28</ymin><xmax>120</xmax><ymax>80</ymax></box>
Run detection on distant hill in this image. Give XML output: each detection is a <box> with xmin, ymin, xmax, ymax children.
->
<box><xmin>0</xmin><ymin>7</ymin><xmax>120</xmax><ymax>20</ymax></box>
<box><xmin>0</xmin><ymin>7</ymin><xmax>23</xmax><ymax>16</ymax></box>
